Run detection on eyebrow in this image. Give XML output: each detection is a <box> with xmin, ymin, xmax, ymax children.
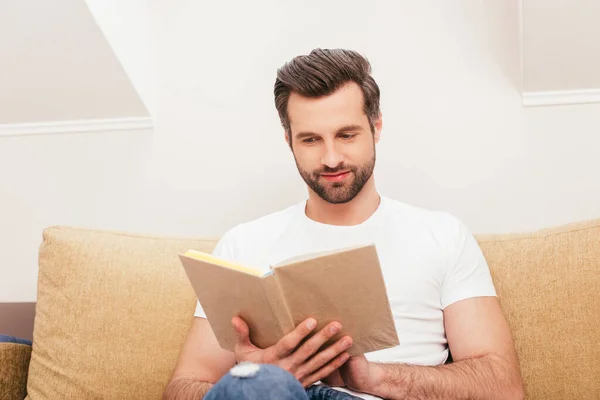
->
<box><xmin>295</xmin><ymin>124</ymin><xmax>364</xmax><ymax>139</ymax></box>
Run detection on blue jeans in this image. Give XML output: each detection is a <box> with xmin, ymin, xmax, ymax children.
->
<box><xmin>204</xmin><ymin>363</ymin><xmax>363</xmax><ymax>400</ymax></box>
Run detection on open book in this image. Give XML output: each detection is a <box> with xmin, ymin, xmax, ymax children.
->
<box><xmin>178</xmin><ymin>244</ymin><xmax>399</xmax><ymax>356</ymax></box>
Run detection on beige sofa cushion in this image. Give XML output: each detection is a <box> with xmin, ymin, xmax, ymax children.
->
<box><xmin>26</xmin><ymin>227</ymin><xmax>217</xmax><ymax>399</ymax></box>
<box><xmin>477</xmin><ymin>219</ymin><xmax>600</xmax><ymax>400</ymax></box>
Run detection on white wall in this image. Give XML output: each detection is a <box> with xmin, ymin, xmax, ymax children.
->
<box><xmin>2</xmin><ymin>0</ymin><xmax>600</xmax><ymax>302</ymax></box>
<box><xmin>0</xmin><ymin>129</ymin><xmax>152</xmax><ymax>302</ymax></box>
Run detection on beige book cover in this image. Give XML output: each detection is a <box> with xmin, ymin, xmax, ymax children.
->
<box><xmin>179</xmin><ymin>244</ymin><xmax>399</xmax><ymax>356</ymax></box>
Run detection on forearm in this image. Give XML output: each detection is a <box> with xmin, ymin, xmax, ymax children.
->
<box><xmin>370</xmin><ymin>354</ymin><xmax>523</xmax><ymax>400</ymax></box>
<box><xmin>162</xmin><ymin>377</ymin><xmax>213</xmax><ymax>400</ymax></box>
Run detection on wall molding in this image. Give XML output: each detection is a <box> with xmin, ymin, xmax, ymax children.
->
<box><xmin>522</xmin><ymin>89</ymin><xmax>600</xmax><ymax>107</ymax></box>
<box><xmin>0</xmin><ymin>117</ymin><xmax>153</xmax><ymax>137</ymax></box>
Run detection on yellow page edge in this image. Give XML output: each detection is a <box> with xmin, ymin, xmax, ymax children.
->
<box><xmin>184</xmin><ymin>250</ymin><xmax>265</xmax><ymax>277</ymax></box>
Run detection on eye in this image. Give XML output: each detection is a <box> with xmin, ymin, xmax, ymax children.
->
<box><xmin>303</xmin><ymin>137</ymin><xmax>319</xmax><ymax>144</ymax></box>
<box><xmin>339</xmin><ymin>133</ymin><xmax>356</xmax><ymax>140</ymax></box>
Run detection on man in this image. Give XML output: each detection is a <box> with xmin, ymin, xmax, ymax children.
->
<box><xmin>163</xmin><ymin>49</ymin><xmax>524</xmax><ymax>400</ymax></box>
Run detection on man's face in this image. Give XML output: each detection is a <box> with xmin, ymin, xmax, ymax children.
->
<box><xmin>286</xmin><ymin>82</ymin><xmax>381</xmax><ymax>204</ymax></box>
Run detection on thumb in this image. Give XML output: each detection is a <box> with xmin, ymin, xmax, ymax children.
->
<box><xmin>232</xmin><ymin>316</ymin><xmax>253</xmax><ymax>348</ymax></box>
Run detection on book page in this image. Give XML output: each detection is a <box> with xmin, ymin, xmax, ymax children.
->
<box><xmin>272</xmin><ymin>244</ymin><xmax>399</xmax><ymax>356</ymax></box>
<box><xmin>184</xmin><ymin>249</ymin><xmax>263</xmax><ymax>276</ymax></box>
<box><xmin>273</xmin><ymin>243</ymin><xmax>371</xmax><ymax>268</ymax></box>
<box><xmin>180</xmin><ymin>254</ymin><xmax>283</xmax><ymax>351</ymax></box>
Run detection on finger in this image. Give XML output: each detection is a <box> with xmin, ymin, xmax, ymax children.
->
<box><xmin>274</xmin><ymin>317</ymin><xmax>317</xmax><ymax>358</ymax></box>
<box><xmin>300</xmin><ymin>351</ymin><xmax>350</xmax><ymax>388</ymax></box>
<box><xmin>296</xmin><ymin>335</ymin><xmax>352</xmax><ymax>379</ymax></box>
<box><xmin>292</xmin><ymin>321</ymin><xmax>344</xmax><ymax>363</ymax></box>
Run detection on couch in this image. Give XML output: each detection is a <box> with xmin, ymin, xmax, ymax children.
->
<box><xmin>1</xmin><ymin>219</ymin><xmax>599</xmax><ymax>399</ymax></box>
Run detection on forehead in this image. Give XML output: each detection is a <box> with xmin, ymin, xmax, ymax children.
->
<box><xmin>287</xmin><ymin>82</ymin><xmax>368</xmax><ymax>133</ymax></box>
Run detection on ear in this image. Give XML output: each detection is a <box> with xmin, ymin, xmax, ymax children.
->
<box><xmin>373</xmin><ymin>112</ymin><xmax>383</xmax><ymax>144</ymax></box>
<box><xmin>285</xmin><ymin>131</ymin><xmax>293</xmax><ymax>149</ymax></box>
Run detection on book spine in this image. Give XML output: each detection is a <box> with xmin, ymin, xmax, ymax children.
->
<box><xmin>261</xmin><ymin>273</ymin><xmax>295</xmax><ymax>338</ymax></box>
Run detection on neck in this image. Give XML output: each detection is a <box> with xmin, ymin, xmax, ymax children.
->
<box><xmin>305</xmin><ymin>177</ymin><xmax>380</xmax><ymax>226</ymax></box>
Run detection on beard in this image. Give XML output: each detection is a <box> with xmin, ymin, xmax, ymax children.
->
<box><xmin>294</xmin><ymin>151</ymin><xmax>376</xmax><ymax>204</ymax></box>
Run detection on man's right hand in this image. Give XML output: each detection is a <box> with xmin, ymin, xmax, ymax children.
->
<box><xmin>231</xmin><ymin>316</ymin><xmax>353</xmax><ymax>388</ymax></box>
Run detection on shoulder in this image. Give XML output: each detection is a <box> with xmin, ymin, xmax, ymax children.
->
<box><xmin>381</xmin><ymin>196</ymin><xmax>470</xmax><ymax>253</ymax></box>
<box><xmin>229</xmin><ymin>202</ymin><xmax>302</xmax><ymax>239</ymax></box>
<box><xmin>382</xmin><ymin>196</ymin><xmax>484</xmax><ymax>282</ymax></box>
<box><xmin>383</xmin><ymin>196</ymin><xmax>465</xmax><ymax>234</ymax></box>
<box><xmin>213</xmin><ymin>201</ymin><xmax>304</xmax><ymax>257</ymax></box>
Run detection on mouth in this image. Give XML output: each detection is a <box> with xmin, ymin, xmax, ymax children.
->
<box><xmin>321</xmin><ymin>171</ymin><xmax>351</xmax><ymax>182</ymax></box>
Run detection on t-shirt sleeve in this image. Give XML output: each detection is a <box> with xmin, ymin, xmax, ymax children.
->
<box><xmin>440</xmin><ymin>217</ymin><xmax>497</xmax><ymax>309</ymax></box>
<box><xmin>193</xmin><ymin>228</ymin><xmax>238</xmax><ymax>319</ymax></box>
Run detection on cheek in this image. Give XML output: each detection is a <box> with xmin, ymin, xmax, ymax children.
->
<box><xmin>293</xmin><ymin>148</ymin><xmax>320</xmax><ymax>168</ymax></box>
<box><xmin>344</xmin><ymin>145</ymin><xmax>372</xmax><ymax>164</ymax></box>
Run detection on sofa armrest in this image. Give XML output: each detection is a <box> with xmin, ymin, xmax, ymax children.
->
<box><xmin>0</xmin><ymin>343</ymin><xmax>31</xmax><ymax>400</ymax></box>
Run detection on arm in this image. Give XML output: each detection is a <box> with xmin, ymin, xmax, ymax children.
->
<box><xmin>344</xmin><ymin>297</ymin><xmax>524</xmax><ymax>400</ymax></box>
<box><xmin>163</xmin><ymin>231</ymin><xmax>240</xmax><ymax>399</ymax></box>
<box><xmin>163</xmin><ymin>317</ymin><xmax>236</xmax><ymax>400</ymax></box>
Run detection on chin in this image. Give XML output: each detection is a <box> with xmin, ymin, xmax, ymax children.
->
<box><xmin>320</xmin><ymin>191</ymin><xmax>357</xmax><ymax>205</ymax></box>
<box><xmin>325</xmin><ymin>198</ymin><xmax>354</xmax><ymax>205</ymax></box>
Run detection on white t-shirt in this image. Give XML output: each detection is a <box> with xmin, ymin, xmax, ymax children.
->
<box><xmin>194</xmin><ymin>195</ymin><xmax>496</xmax><ymax>399</ymax></box>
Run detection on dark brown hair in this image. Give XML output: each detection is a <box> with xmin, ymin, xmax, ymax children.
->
<box><xmin>274</xmin><ymin>48</ymin><xmax>381</xmax><ymax>139</ymax></box>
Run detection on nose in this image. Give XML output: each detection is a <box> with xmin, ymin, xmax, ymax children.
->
<box><xmin>320</xmin><ymin>140</ymin><xmax>344</xmax><ymax>168</ymax></box>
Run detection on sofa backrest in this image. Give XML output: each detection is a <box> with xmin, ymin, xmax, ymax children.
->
<box><xmin>477</xmin><ymin>219</ymin><xmax>600</xmax><ymax>399</ymax></box>
<box><xmin>25</xmin><ymin>221</ymin><xmax>600</xmax><ymax>399</ymax></box>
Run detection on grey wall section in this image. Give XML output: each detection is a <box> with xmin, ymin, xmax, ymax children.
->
<box><xmin>0</xmin><ymin>0</ymin><xmax>148</xmax><ymax>124</ymax></box>
<box><xmin>522</xmin><ymin>0</ymin><xmax>600</xmax><ymax>92</ymax></box>
<box><xmin>0</xmin><ymin>303</ymin><xmax>36</xmax><ymax>341</ymax></box>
